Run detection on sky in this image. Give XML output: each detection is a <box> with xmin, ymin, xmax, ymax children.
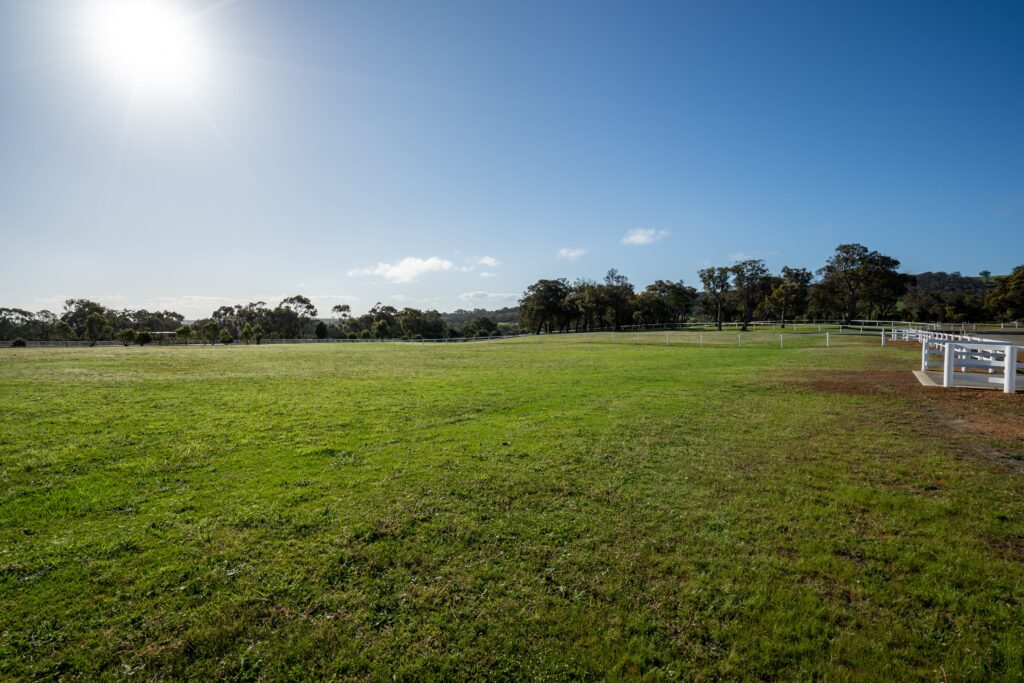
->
<box><xmin>1</xmin><ymin>0</ymin><xmax>1022</xmax><ymax>318</ymax></box>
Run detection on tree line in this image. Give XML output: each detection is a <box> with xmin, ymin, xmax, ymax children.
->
<box><xmin>0</xmin><ymin>296</ymin><xmax>510</xmax><ymax>345</ymax></box>
<box><xmin>518</xmin><ymin>244</ymin><xmax>1024</xmax><ymax>333</ymax></box>
<box><xmin>2</xmin><ymin>243</ymin><xmax>1023</xmax><ymax>344</ymax></box>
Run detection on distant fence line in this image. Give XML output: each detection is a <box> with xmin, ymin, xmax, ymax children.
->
<box><xmin>2</xmin><ymin>325</ymin><xmax>892</xmax><ymax>349</ymax></box>
<box><xmin>1</xmin><ymin>319</ymin><xmax>1019</xmax><ymax>349</ymax></box>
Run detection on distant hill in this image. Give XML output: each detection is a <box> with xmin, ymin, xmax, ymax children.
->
<box><xmin>909</xmin><ymin>271</ymin><xmax>992</xmax><ymax>293</ymax></box>
<box><xmin>440</xmin><ymin>307</ymin><xmax>519</xmax><ymax>326</ymax></box>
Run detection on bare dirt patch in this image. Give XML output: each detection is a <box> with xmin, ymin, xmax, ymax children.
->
<box><xmin>796</xmin><ymin>364</ymin><xmax>1024</xmax><ymax>470</ymax></box>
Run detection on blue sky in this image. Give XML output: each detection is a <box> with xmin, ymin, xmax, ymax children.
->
<box><xmin>1</xmin><ymin>0</ymin><xmax>1022</xmax><ymax>317</ymax></box>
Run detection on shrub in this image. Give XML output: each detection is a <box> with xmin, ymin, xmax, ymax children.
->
<box><xmin>136</xmin><ymin>331</ymin><xmax>153</xmax><ymax>346</ymax></box>
<box><xmin>219</xmin><ymin>329</ymin><xmax>234</xmax><ymax>344</ymax></box>
<box><xmin>11</xmin><ymin>338</ymin><xmax>27</xmax><ymax>348</ymax></box>
<box><xmin>116</xmin><ymin>328</ymin><xmax>137</xmax><ymax>346</ymax></box>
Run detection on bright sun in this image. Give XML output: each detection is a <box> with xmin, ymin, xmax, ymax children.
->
<box><xmin>85</xmin><ymin>0</ymin><xmax>205</xmax><ymax>99</ymax></box>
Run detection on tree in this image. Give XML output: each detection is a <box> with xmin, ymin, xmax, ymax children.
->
<box><xmin>635</xmin><ymin>280</ymin><xmax>696</xmax><ymax>325</ymax></box>
<box><xmin>253</xmin><ymin>324</ymin><xmax>264</xmax><ymax>345</ymax></box>
<box><xmin>764</xmin><ymin>267</ymin><xmax>812</xmax><ymax>327</ymax></box>
<box><xmin>463</xmin><ymin>316</ymin><xmax>498</xmax><ymax>337</ymax></box>
<box><xmin>331</xmin><ymin>304</ymin><xmax>351</xmax><ymax>329</ymax></box>
<box><xmin>62</xmin><ymin>299</ymin><xmax>109</xmax><ymax>339</ymax></box>
<box><xmin>116</xmin><ymin>328</ymin><xmax>137</xmax><ymax>346</ymax></box>
<box><xmin>34</xmin><ymin>311</ymin><xmax>59</xmax><ymax>341</ymax></box>
<box><xmin>240</xmin><ymin>323</ymin><xmax>254</xmax><ymax>344</ymax></box>
<box><xmin>986</xmin><ymin>265</ymin><xmax>1024</xmax><ymax>321</ymax></box>
<box><xmin>698</xmin><ymin>267</ymin><xmax>732</xmax><ymax>330</ymax></box>
<box><xmin>730</xmin><ymin>260</ymin><xmax>770</xmax><ymax>331</ymax></box>
<box><xmin>518</xmin><ymin>279</ymin><xmax>571</xmax><ymax>333</ymax></box>
<box><xmin>136</xmin><ymin>331</ymin><xmax>153</xmax><ymax>346</ymax></box>
<box><xmin>0</xmin><ymin>308</ymin><xmax>34</xmax><ymax>341</ymax></box>
<box><xmin>817</xmin><ymin>244</ymin><xmax>903</xmax><ymax>323</ymax></box>
<box><xmin>566</xmin><ymin>279</ymin><xmax>604</xmax><ymax>331</ymax></box>
<box><xmin>274</xmin><ymin>296</ymin><xmax>318</xmax><ymax>338</ymax></box>
<box><xmin>201</xmin><ymin>321</ymin><xmax>220</xmax><ymax>345</ymax></box>
<box><xmin>219</xmin><ymin>329</ymin><xmax>233</xmax><ymax>344</ymax></box>
<box><xmin>315</xmin><ymin>321</ymin><xmax>328</xmax><ymax>339</ymax></box>
<box><xmin>176</xmin><ymin>325</ymin><xmax>193</xmax><ymax>345</ymax></box>
<box><xmin>601</xmin><ymin>269</ymin><xmax>636</xmax><ymax>330</ymax></box>
<box><xmin>54</xmin><ymin>321</ymin><xmax>74</xmax><ymax>341</ymax></box>
<box><xmin>83</xmin><ymin>312</ymin><xmax>109</xmax><ymax>346</ymax></box>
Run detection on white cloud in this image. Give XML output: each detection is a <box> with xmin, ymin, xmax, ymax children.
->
<box><xmin>349</xmin><ymin>256</ymin><xmax>454</xmax><ymax>283</ymax></box>
<box><xmin>621</xmin><ymin>228</ymin><xmax>669</xmax><ymax>246</ymax></box>
<box><xmin>478</xmin><ymin>255</ymin><xmax>499</xmax><ymax>267</ymax></box>
<box><xmin>459</xmin><ymin>291</ymin><xmax>517</xmax><ymax>302</ymax></box>
<box><xmin>478</xmin><ymin>271</ymin><xmax>497</xmax><ymax>278</ymax></box>
<box><xmin>557</xmin><ymin>247</ymin><xmax>587</xmax><ymax>261</ymax></box>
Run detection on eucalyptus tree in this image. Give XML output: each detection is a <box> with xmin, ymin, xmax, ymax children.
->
<box><xmin>331</xmin><ymin>304</ymin><xmax>352</xmax><ymax>331</ymax></box>
<box><xmin>817</xmin><ymin>244</ymin><xmax>904</xmax><ymax>323</ymax></box>
<box><xmin>764</xmin><ymin>267</ymin><xmax>812</xmax><ymax>327</ymax></box>
<box><xmin>698</xmin><ymin>267</ymin><xmax>732</xmax><ymax>330</ymax></box>
<box><xmin>636</xmin><ymin>279</ymin><xmax>696</xmax><ymax>324</ymax></box>
<box><xmin>61</xmin><ymin>299</ymin><xmax>109</xmax><ymax>338</ymax></box>
<box><xmin>601</xmin><ymin>269</ymin><xmax>635</xmax><ymax>330</ymax></box>
<box><xmin>519</xmin><ymin>279</ymin><xmax>571</xmax><ymax>334</ymax></box>
<box><xmin>83</xmin><ymin>312</ymin><xmax>110</xmax><ymax>346</ymax></box>
<box><xmin>730</xmin><ymin>260</ymin><xmax>771</xmax><ymax>331</ymax></box>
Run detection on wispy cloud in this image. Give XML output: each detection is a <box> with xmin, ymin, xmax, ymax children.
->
<box><xmin>557</xmin><ymin>247</ymin><xmax>587</xmax><ymax>261</ymax></box>
<box><xmin>621</xmin><ymin>228</ymin><xmax>668</xmax><ymax>246</ymax></box>
<box><xmin>349</xmin><ymin>256</ymin><xmax>454</xmax><ymax>283</ymax></box>
<box><xmin>479</xmin><ymin>271</ymin><xmax>497</xmax><ymax>278</ymax></box>
<box><xmin>477</xmin><ymin>255</ymin><xmax>499</xmax><ymax>267</ymax></box>
<box><xmin>459</xmin><ymin>291</ymin><xmax>517</xmax><ymax>302</ymax></box>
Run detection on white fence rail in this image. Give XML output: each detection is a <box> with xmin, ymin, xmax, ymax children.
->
<box><xmin>893</xmin><ymin>328</ymin><xmax>1023</xmax><ymax>394</ymax></box>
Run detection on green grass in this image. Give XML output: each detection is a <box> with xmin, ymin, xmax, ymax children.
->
<box><xmin>1</xmin><ymin>337</ymin><xmax>1021</xmax><ymax>680</ymax></box>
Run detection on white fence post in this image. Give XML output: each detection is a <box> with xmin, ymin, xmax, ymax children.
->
<box><xmin>921</xmin><ymin>339</ymin><xmax>929</xmax><ymax>372</ymax></box>
<box><xmin>779</xmin><ymin>334</ymin><xmax>784</xmax><ymax>349</ymax></box>
<box><xmin>826</xmin><ymin>332</ymin><xmax>830</xmax><ymax>348</ymax></box>
<box><xmin>1006</xmin><ymin>345</ymin><xmax>1018</xmax><ymax>395</ymax></box>
<box><xmin>881</xmin><ymin>329</ymin><xmax>886</xmax><ymax>347</ymax></box>
<box><xmin>738</xmin><ymin>334</ymin><xmax>742</xmax><ymax>348</ymax></box>
<box><xmin>943</xmin><ymin>342</ymin><xmax>956</xmax><ymax>387</ymax></box>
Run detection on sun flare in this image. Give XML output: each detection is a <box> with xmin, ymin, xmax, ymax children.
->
<box><xmin>85</xmin><ymin>0</ymin><xmax>206</xmax><ymax>99</ymax></box>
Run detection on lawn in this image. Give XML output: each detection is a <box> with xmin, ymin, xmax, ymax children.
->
<box><xmin>1</xmin><ymin>336</ymin><xmax>1021</xmax><ymax>680</ymax></box>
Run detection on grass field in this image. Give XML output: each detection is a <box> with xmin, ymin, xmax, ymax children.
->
<box><xmin>1</xmin><ymin>336</ymin><xmax>1022</xmax><ymax>680</ymax></box>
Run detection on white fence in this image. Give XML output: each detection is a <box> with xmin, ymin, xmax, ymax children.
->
<box><xmin>892</xmin><ymin>328</ymin><xmax>1022</xmax><ymax>394</ymax></box>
